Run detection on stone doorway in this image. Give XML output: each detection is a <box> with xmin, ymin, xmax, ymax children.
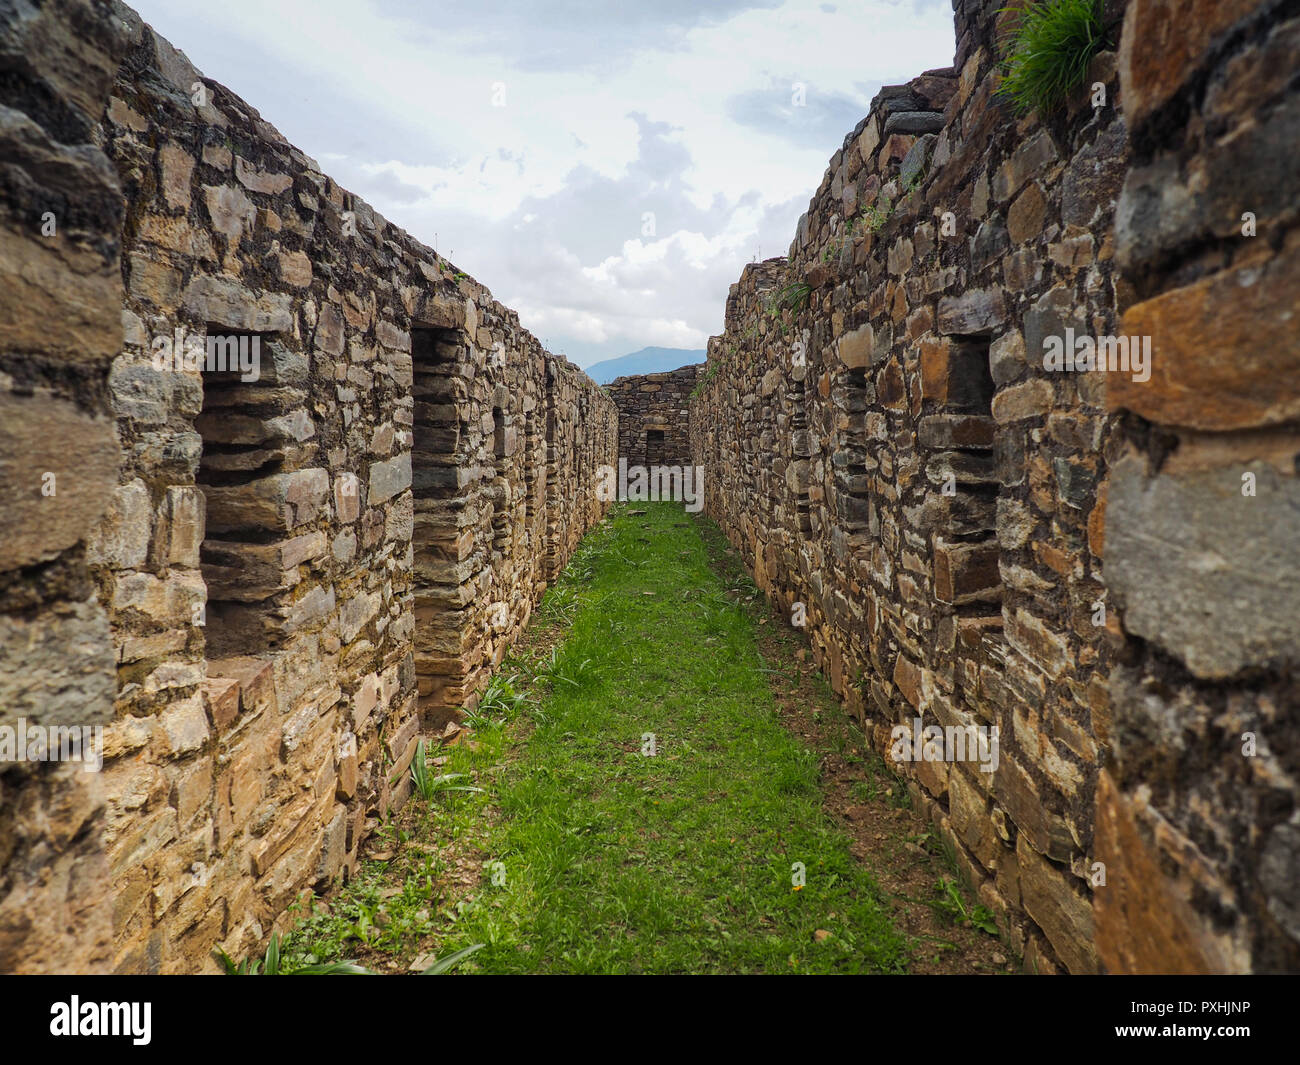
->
<box><xmin>645</xmin><ymin>427</ymin><xmax>666</xmax><ymax>466</ymax></box>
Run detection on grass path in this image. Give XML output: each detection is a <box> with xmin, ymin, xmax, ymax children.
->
<box><xmin>279</xmin><ymin>502</ymin><xmax>1003</xmax><ymax>974</ymax></box>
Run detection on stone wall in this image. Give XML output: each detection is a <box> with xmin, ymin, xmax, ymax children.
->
<box><xmin>0</xmin><ymin>0</ymin><xmax>615</xmax><ymax>974</ymax></box>
<box><xmin>0</xmin><ymin>0</ymin><xmax>130</xmax><ymax>976</ymax></box>
<box><xmin>690</xmin><ymin>0</ymin><xmax>1299</xmax><ymax>973</ymax></box>
<box><xmin>1095</xmin><ymin>0</ymin><xmax>1300</xmax><ymax>973</ymax></box>
<box><xmin>4</xmin><ymin>0</ymin><xmax>1296</xmax><ymax>979</ymax></box>
<box><xmin>608</xmin><ymin>365</ymin><xmax>702</xmax><ymax>468</ymax></box>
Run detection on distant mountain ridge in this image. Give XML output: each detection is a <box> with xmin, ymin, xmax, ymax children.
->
<box><xmin>584</xmin><ymin>346</ymin><xmax>706</xmax><ymax>385</ymax></box>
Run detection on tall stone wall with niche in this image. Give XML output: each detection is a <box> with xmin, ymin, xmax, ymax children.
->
<box><xmin>691</xmin><ymin>0</ymin><xmax>1299</xmax><ymax>972</ymax></box>
<box><xmin>609</xmin><ymin>365</ymin><xmax>703</xmax><ymax>469</ymax></box>
<box><xmin>0</xmin><ymin>0</ymin><xmax>615</xmax><ymax>974</ymax></box>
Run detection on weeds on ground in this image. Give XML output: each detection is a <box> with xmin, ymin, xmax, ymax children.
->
<box><xmin>410</xmin><ymin>738</ymin><xmax>484</xmax><ymax>802</ymax></box>
<box><xmin>213</xmin><ymin>932</ymin><xmax>368</xmax><ymax>975</ymax></box>
<box><xmin>931</xmin><ymin>877</ymin><xmax>1000</xmax><ymax>936</ymax></box>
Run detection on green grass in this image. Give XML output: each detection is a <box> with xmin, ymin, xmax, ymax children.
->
<box><xmin>998</xmin><ymin>0</ymin><xmax>1106</xmax><ymax>116</ymax></box>
<box><xmin>282</xmin><ymin>502</ymin><xmax>908</xmax><ymax>974</ymax></box>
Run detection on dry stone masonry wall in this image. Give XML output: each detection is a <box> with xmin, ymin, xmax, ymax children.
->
<box><xmin>2</xmin><ymin>0</ymin><xmax>1297</xmax><ymax>978</ymax></box>
<box><xmin>1097</xmin><ymin>0</ymin><xmax>1300</xmax><ymax>973</ymax></box>
<box><xmin>0</xmin><ymin>0</ymin><xmax>614</xmax><ymax>974</ymax></box>
<box><xmin>608</xmin><ymin>365</ymin><xmax>702</xmax><ymax>469</ymax></box>
<box><xmin>689</xmin><ymin>0</ymin><xmax>1299</xmax><ymax>972</ymax></box>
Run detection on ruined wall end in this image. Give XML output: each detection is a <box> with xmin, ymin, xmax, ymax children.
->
<box><xmin>608</xmin><ymin>364</ymin><xmax>703</xmax><ymax>472</ymax></box>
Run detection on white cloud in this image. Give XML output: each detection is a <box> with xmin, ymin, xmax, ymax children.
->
<box><xmin>130</xmin><ymin>0</ymin><xmax>954</xmax><ymax>367</ymax></box>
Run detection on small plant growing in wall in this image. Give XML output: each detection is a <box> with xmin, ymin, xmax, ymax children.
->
<box><xmin>997</xmin><ymin>0</ymin><xmax>1107</xmax><ymax>116</ymax></box>
<box><xmin>860</xmin><ymin>199</ymin><xmax>891</xmax><ymax>235</ymax></box>
<box><xmin>437</xmin><ymin>256</ymin><xmax>468</xmax><ymax>283</ymax></box>
<box><xmin>689</xmin><ymin>359</ymin><xmax>720</xmax><ymax>400</ymax></box>
<box><xmin>822</xmin><ymin>212</ymin><xmax>864</xmax><ymax>263</ymax></box>
<box><xmin>765</xmin><ymin>281</ymin><xmax>812</xmax><ymax>323</ymax></box>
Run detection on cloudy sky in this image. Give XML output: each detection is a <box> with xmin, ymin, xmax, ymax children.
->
<box><xmin>132</xmin><ymin>0</ymin><xmax>955</xmax><ymax>368</ymax></box>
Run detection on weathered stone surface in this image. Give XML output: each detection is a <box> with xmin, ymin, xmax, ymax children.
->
<box><xmin>884</xmin><ymin>110</ymin><xmax>943</xmax><ymax>135</ymax></box>
<box><xmin>993</xmin><ymin>129</ymin><xmax>1057</xmax><ymax>203</ymax></box>
<box><xmin>937</xmin><ymin>289</ymin><xmax>1007</xmax><ymax>334</ymax></box>
<box><xmin>234</xmin><ymin>155</ymin><xmax>292</xmax><ymax>195</ymax></box>
<box><xmin>1260</xmin><ymin>815</ymin><xmax>1300</xmax><ymax>942</ymax></box>
<box><xmin>1111</xmin><ymin>253</ymin><xmax>1300</xmax><ymax>430</ymax></box>
<box><xmin>917</xmin><ymin>414</ymin><xmax>994</xmax><ymax>449</ymax></box>
<box><xmin>0</xmin><ymin>115</ymin><xmax>123</xmax><ymax>365</ymax></box>
<box><xmin>1017</xmin><ymin>836</ymin><xmax>1097</xmax><ymax>974</ymax></box>
<box><xmin>159</xmin><ymin>143</ymin><xmax>194</xmax><ymax>211</ymax></box>
<box><xmin>0</xmin><ymin>598</ymin><xmax>116</xmax><ymax>726</ymax></box>
<box><xmin>1062</xmin><ymin>120</ymin><xmax>1127</xmax><ymax>228</ymax></box>
<box><xmin>1094</xmin><ymin>770</ymin><xmax>1242</xmax><ymax>973</ymax></box>
<box><xmin>182</xmin><ymin>274</ymin><xmax>293</xmax><ymax>332</ymax></box>
<box><xmin>87</xmin><ymin>479</ymin><xmax>151</xmax><ymax>570</ymax></box>
<box><xmin>156</xmin><ymin>695</ymin><xmax>210</xmax><ymax>756</ymax></box>
<box><xmin>899</xmin><ymin>133</ymin><xmax>935</xmax><ymax>186</ymax></box>
<box><xmin>0</xmin><ymin>393</ymin><xmax>120</xmax><ymax>570</ymax></box>
<box><xmin>1106</xmin><ymin>454</ymin><xmax>1300</xmax><ymax>679</ymax></box>
<box><xmin>837</xmin><ymin>323</ymin><xmax>875</xmax><ymax>368</ymax></box>
<box><xmin>992</xmin><ymin>379</ymin><xmax>1053</xmax><ymax>423</ymax></box>
<box><xmin>339</xmin><ymin>590</ymin><xmax>381</xmax><ymax>644</ymax></box>
<box><xmin>1119</xmin><ymin>0</ymin><xmax>1259</xmax><ymax>128</ymax></box>
<box><xmin>970</xmin><ymin>217</ymin><xmax>1008</xmax><ymax>273</ymax></box>
<box><xmin>988</xmin><ymin>329</ymin><xmax>1025</xmax><ymax>386</ymax></box>
<box><xmin>1022</xmin><ymin>284</ymin><xmax>1085</xmax><ymax>368</ymax></box>
<box><xmin>1118</xmin><ymin>95</ymin><xmax>1299</xmax><ymax>270</ymax></box>
<box><xmin>934</xmin><ymin>540</ymin><xmax>1000</xmax><ymax>604</ymax></box>
<box><xmin>368</xmin><ymin>452</ymin><xmax>412</xmax><ymax>504</ymax></box>
<box><xmin>1007</xmin><ymin>182</ymin><xmax>1047</xmax><ymax>244</ymax></box>
<box><xmin>203</xmin><ymin>183</ymin><xmax>257</xmax><ymax>243</ymax></box>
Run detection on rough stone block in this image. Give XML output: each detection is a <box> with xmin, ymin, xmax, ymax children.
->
<box><xmin>0</xmin><ymin>393</ymin><xmax>121</xmax><ymax>570</ymax></box>
<box><xmin>1017</xmin><ymin>835</ymin><xmax>1097</xmax><ymax>974</ymax></box>
<box><xmin>1106</xmin><ymin>453</ymin><xmax>1300</xmax><ymax>678</ymax></box>
<box><xmin>1119</xmin><ymin>0</ymin><xmax>1259</xmax><ymax>129</ymax></box>
<box><xmin>1111</xmin><ymin>253</ymin><xmax>1300</xmax><ymax>430</ymax></box>
<box><xmin>937</xmin><ymin>289</ymin><xmax>1007</xmax><ymax>335</ymax></box>
<box><xmin>934</xmin><ymin>540</ymin><xmax>1001</xmax><ymax>605</ymax></box>
<box><xmin>369</xmin><ymin>452</ymin><xmax>412</xmax><ymax>504</ymax></box>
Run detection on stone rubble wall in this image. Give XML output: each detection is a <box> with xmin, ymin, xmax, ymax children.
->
<box><xmin>0</xmin><ymin>0</ymin><xmax>615</xmax><ymax>974</ymax></box>
<box><xmin>1096</xmin><ymin>0</ymin><xmax>1300</xmax><ymax>973</ymax></box>
<box><xmin>690</xmin><ymin>0</ymin><xmax>1299</xmax><ymax>972</ymax></box>
<box><xmin>608</xmin><ymin>365</ymin><xmax>703</xmax><ymax>469</ymax></box>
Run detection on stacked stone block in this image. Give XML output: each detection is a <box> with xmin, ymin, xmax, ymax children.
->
<box><xmin>1096</xmin><ymin>0</ymin><xmax>1300</xmax><ymax>973</ymax></box>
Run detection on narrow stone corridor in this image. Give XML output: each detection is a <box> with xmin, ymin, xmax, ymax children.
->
<box><xmin>274</xmin><ymin>504</ymin><xmax>1006</xmax><ymax>974</ymax></box>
